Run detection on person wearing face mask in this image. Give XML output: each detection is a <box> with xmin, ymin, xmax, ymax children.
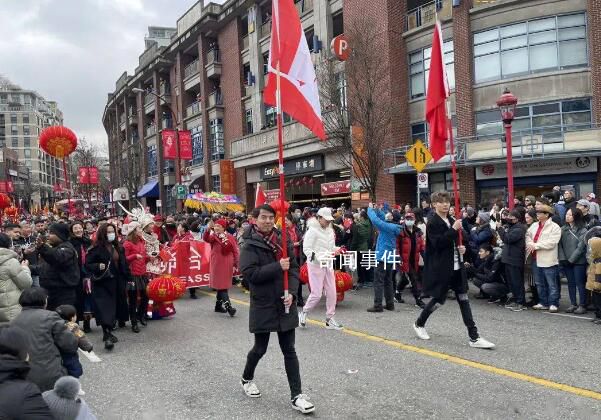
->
<box><xmin>69</xmin><ymin>221</ymin><xmax>93</xmax><ymax>332</ymax></box>
<box><xmin>85</xmin><ymin>223</ymin><xmax>130</xmax><ymax>349</ymax></box>
<box><xmin>164</xmin><ymin>216</ymin><xmax>178</xmax><ymax>240</ymax></box>
<box><xmin>497</xmin><ymin>209</ymin><xmax>527</xmax><ymax>311</ymax></box>
<box><xmin>226</xmin><ymin>219</ymin><xmax>239</xmax><ymax>236</ymax></box>
<box><xmin>395</xmin><ymin>213</ymin><xmax>426</xmax><ymax>308</ymax></box>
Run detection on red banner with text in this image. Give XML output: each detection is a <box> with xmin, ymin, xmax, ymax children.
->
<box><xmin>88</xmin><ymin>166</ymin><xmax>99</xmax><ymax>184</ymax></box>
<box><xmin>160</xmin><ymin>240</ymin><xmax>211</xmax><ymax>288</ymax></box>
<box><xmin>179</xmin><ymin>130</ymin><xmax>193</xmax><ymax>160</ymax></box>
<box><xmin>321</xmin><ymin>180</ymin><xmax>351</xmax><ymax>196</ymax></box>
<box><xmin>162</xmin><ymin>130</ymin><xmax>177</xmax><ymax>160</ymax></box>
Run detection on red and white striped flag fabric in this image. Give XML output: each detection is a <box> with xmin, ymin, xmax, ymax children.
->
<box><xmin>426</xmin><ymin>21</ymin><xmax>450</xmax><ymax>162</ymax></box>
<box><xmin>263</xmin><ymin>0</ymin><xmax>326</xmax><ymax>140</ymax></box>
<box><xmin>255</xmin><ymin>183</ymin><xmax>267</xmax><ymax>207</ymax></box>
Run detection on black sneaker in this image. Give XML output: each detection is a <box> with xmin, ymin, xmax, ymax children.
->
<box><xmin>394</xmin><ymin>293</ymin><xmax>405</xmax><ymax>304</ymax></box>
<box><xmin>385</xmin><ymin>303</ymin><xmax>395</xmax><ymax>311</ymax></box>
<box><xmin>415</xmin><ymin>298</ymin><xmax>426</xmax><ymax>309</ymax></box>
<box><xmin>367</xmin><ymin>306</ymin><xmax>383</xmax><ymax>313</ymax></box>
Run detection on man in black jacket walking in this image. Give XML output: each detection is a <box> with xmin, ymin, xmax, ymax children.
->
<box><xmin>413</xmin><ymin>191</ymin><xmax>495</xmax><ymax>349</ymax></box>
<box><xmin>239</xmin><ymin>204</ymin><xmax>315</xmax><ymax>415</ymax></box>
<box><xmin>36</xmin><ymin>223</ymin><xmax>80</xmax><ymax>310</ymax></box>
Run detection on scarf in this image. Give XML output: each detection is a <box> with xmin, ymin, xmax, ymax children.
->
<box><xmin>254</xmin><ymin>225</ymin><xmax>283</xmax><ymax>260</ymax></box>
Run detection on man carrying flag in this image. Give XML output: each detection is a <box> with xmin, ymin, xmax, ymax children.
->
<box><xmin>413</xmin><ymin>21</ymin><xmax>495</xmax><ymax>350</ymax></box>
<box><xmin>239</xmin><ymin>0</ymin><xmax>325</xmax><ymax>414</ymax></box>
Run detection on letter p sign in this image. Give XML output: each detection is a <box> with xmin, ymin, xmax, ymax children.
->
<box><xmin>331</xmin><ymin>34</ymin><xmax>350</xmax><ymax>61</ymax></box>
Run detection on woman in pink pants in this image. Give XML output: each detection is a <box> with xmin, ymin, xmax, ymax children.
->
<box><xmin>299</xmin><ymin>208</ymin><xmax>343</xmax><ymax>330</ymax></box>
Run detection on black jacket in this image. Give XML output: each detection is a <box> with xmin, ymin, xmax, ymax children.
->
<box><xmin>0</xmin><ymin>355</ymin><xmax>53</xmax><ymax>419</ymax></box>
<box><xmin>37</xmin><ymin>241</ymin><xmax>80</xmax><ymax>289</ymax></box>
<box><xmin>498</xmin><ymin>222</ymin><xmax>526</xmax><ymax>267</ymax></box>
<box><xmin>239</xmin><ymin>227</ymin><xmax>299</xmax><ymax>334</ymax></box>
<box><xmin>468</xmin><ymin>251</ymin><xmax>503</xmax><ymax>287</ymax></box>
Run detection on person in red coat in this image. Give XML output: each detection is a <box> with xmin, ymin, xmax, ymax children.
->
<box><xmin>203</xmin><ymin>218</ymin><xmax>239</xmax><ymax>316</ymax></box>
<box><xmin>395</xmin><ymin>212</ymin><xmax>426</xmax><ymax>308</ymax></box>
<box><xmin>122</xmin><ymin>222</ymin><xmax>150</xmax><ymax>333</ymax></box>
<box><xmin>173</xmin><ymin>222</ymin><xmax>198</xmax><ymax>299</ymax></box>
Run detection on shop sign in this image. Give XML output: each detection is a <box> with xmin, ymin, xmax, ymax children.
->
<box><xmin>264</xmin><ymin>189</ymin><xmax>281</xmax><ymax>201</ymax></box>
<box><xmin>476</xmin><ymin>157</ymin><xmax>597</xmax><ymax>180</ymax></box>
<box><xmin>260</xmin><ymin>155</ymin><xmax>324</xmax><ymax>180</ymax></box>
<box><xmin>220</xmin><ymin>160</ymin><xmax>236</xmax><ymax>194</ymax></box>
<box><xmin>112</xmin><ymin>187</ymin><xmax>129</xmax><ymax>202</ymax></box>
<box><xmin>360</xmin><ymin>192</ymin><xmax>370</xmax><ymax>200</ymax></box>
<box><xmin>351</xmin><ymin>192</ymin><xmax>361</xmax><ymax>201</ymax></box>
<box><xmin>321</xmin><ymin>180</ymin><xmax>351</xmax><ymax>196</ymax></box>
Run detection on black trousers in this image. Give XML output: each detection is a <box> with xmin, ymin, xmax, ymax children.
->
<box><xmin>243</xmin><ymin>329</ymin><xmax>302</xmax><ymax>399</ymax></box>
<box><xmin>593</xmin><ymin>292</ymin><xmax>601</xmax><ymax>318</ymax></box>
<box><xmin>416</xmin><ymin>270</ymin><xmax>479</xmax><ymax>340</ymax></box>
<box><xmin>216</xmin><ymin>289</ymin><xmax>230</xmax><ymax>302</ymax></box>
<box><xmin>46</xmin><ymin>287</ymin><xmax>77</xmax><ymax>311</ymax></box>
<box><xmin>397</xmin><ymin>270</ymin><xmax>423</xmax><ymax>299</ymax></box>
<box><xmin>357</xmin><ymin>263</ymin><xmax>374</xmax><ymax>284</ymax></box>
<box><xmin>374</xmin><ymin>261</ymin><xmax>395</xmax><ymax>307</ymax></box>
<box><xmin>127</xmin><ymin>287</ymin><xmax>148</xmax><ymax>324</ymax></box>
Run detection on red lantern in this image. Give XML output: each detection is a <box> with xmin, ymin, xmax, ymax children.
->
<box><xmin>299</xmin><ymin>263</ymin><xmax>309</xmax><ymax>284</ymax></box>
<box><xmin>39</xmin><ymin>126</ymin><xmax>78</xmax><ymax>158</ymax></box>
<box><xmin>303</xmin><ymin>177</ymin><xmax>309</xmax><ymax>184</ymax></box>
<box><xmin>294</xmin><ymin>179</ymin><xmax>301</xmax><ymax>186</ymax></box>
<box><xmin>146</xmin><ymin>275</ymin><xmax>187</xmax><ymax>303</ymax></box>
<box><xmin>269</xmin><ymin>199</ymin><xmax>291</xmax><ymax>212</ymax></box>
<box><xmin>337</xmin><ymin>291</ymin><xmax>345</xmax><ymax>302</ymax></box>
<box><xmin>0</xmin><ymin>193</ymin><xmax>11</xmax><ymax>210</ymax></box>
<box><xmin>334</xmin><ymin>270</ymin><xmax>353</xmax><ymax>293</ymax></box>
<box><xmin>308</xmin><ymin>178</ymin><xmax>315</xmax><ymax>185</ymax></box>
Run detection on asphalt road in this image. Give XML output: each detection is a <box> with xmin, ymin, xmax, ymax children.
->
<box><xmin>80</xmin><ymin>284</ymin><xmax>601</xmax><ymax>420</ymax></box>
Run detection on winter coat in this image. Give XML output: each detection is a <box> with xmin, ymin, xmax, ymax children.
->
<box><xmin>350</xmin><ymin>219</ymin><xmax>373</xmax><ymax>252</ymax></box>
<box><xmin>203</xmin><ymin>229</ymin><xmax>239</xmax><ymax>290</ymax></box>
<box><xmin>396</xmin><ymin>225</ymin><xmax>425</xmax><ymax>273</ymax></box>
<box><xmin>468</xmin><ymin>248</ymin><xmax>503</xmax><ymax>286</ymax></box>
<box><xmin>0</xmin><ymin>248</ymin><xmax>32</xmax><ymax>324</ymax></box>
<box><xmin>0</xmin><ymin>355</ymin><xmax>54</xmax><ymax>419</ymax></box>
<box><xmin>422</xmin><ymin>213</ymin><xmax>465</xmax><ymax>301</ymax></box>
<box><xmin>526</xmin><ymin>220</ymin><xmax>562</xmax><ymax>268</ymax></box>
<box><xmin>37</xmin><ymin>241</ymin><xmax>80</xmax><ymax>290</ymax></box>
<box><xmin>10</xmin><ymin>307</ymin><xmax>78</xmax><ymax>392</ymax></box>
<box><xmin>239</xmin><ymin>227</ymin><xmax>299</xmax><ymax>334</ymax></box>
<box><xmin>123</xmin><ymin>239</ymin><xmax>148</xmax><ymax>276</ymax></box>
<box><xmin>588</xmin><ymin>201</ymin><xmax>601</xmax><ymax>218</ymax></box>
<box><xmin>558</xmin><ymin>224</ymin><xmax>587</xmax><ymax>265</ymax></box>
<box><xmin>468</xmin><ymin>223</ymin><xmax>493</xmax><ymax>258</ymax></box>
<box><xmin>367</xmin><ymin>207</ymin><xmax>402</xmax><ymax>262</ymax></box>
<box><xmin>85</xmin><ymin>244</ymin><xmax>130</xmax><ymax>327</ymax></box>
<box><xmin>586</xmin><ymin>237</ymin><xmax>601</xmax><ymax>293</ymax></box>
<box><xmin>498</xmin><ymin>222</ymin><xmax>526</xmax><ymax>267</ymax></box>
<box><xmin>302</xmin><ymin>217</ymin><xmax>339</xmax><ymax>266</ymax></box>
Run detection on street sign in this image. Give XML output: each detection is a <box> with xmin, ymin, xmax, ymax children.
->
<box><xmin>405</xmin><ymin>140</ymin><xmax>432</xmax><ymax>173</ymax></box>
<box><xmin>417</xmin><ymin>172</ymin><xmax>429</xmax><ymax>189</ymax></box>
<box><xmin>156</xmin><ymin>200</ymin><xmax>162</xmax><ymax>208</ymax></box>
<box><xmin>331</xmin><ymin>34</ymin><xmax>350</xmax><ymax>61</ymax></box>
<box><xmin>175</xmin><ymin>184</ymin><xmax>188</xmax><ymax>200</ymax></box>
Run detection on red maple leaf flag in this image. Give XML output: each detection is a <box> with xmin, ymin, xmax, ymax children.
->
<box><xmin>426</xmin><ymin>21</ymin><xmax>450</xmax><ymax>162</ymax></box>
<box><xmin>263</xmin><ymin>0</ymin><xmax>326</xmax><ymax>140</ymax></box>
<box><xmin>255</xmin><ymin>183</ymin><xmax>267</xmax><ymax>207</ymax></box>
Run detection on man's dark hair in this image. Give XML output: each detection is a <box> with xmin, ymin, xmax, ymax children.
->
<box><xmin>3</xmin><ymin>223</ymin><xmax>20</xmax><ymax>231</ymax></box>
<box><xmin>56</xmin><ymin>304</ymin><xmax>77</xmax><ymax>321</ymax></box>
<box><xmin>252</xmin><ymin>204</ymin><xmax>276</xmax><ymax>218</ymax></box>
<box><xmin>0</xmin><ymin>233</ymin><xmax>11</xmax><ymax>249</ymax></box>
<box><xmin>178</xmin><ymin>222</ymin><xmax>190</xmax><ymax>232</ymax></box>
<box><xmin>18</xmin><ymin>287</ymin><xmax>48</xmax><ymax>307</ymax></box>
<box><xmin>479</xmin><ymin>243</ymin><xmax>493</xmax><ymax>253</ymax></box>
<box><xmin>360</xmin><ymin>210</ymin><xmax>368</xmax><ymax>220</ymax></box>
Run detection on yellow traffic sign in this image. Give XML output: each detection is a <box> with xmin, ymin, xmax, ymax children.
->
<box><xmin>405</xmin><ymin>140</ymin><xmax>432</xmax><ymax>173</ymax></box>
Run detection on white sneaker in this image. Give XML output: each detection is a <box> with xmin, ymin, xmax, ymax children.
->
<box><xmin>325</xmin><ymin>318</ymin><xmax>343</xmax><ymax>330</ymax></box>
<box><xmin>291</xmin><ymin>394</ymin><xmax>315</xmax><ymax>414</ymax></box>
<box><xmin>549</xmin><ymin>305</ymin><xmax>559</xmax><ymax>313</ymax></box>
<box><xmin>78</xmin><ymin>388</ymin><xmax>86</xmax><ymax>396</ymax></box>
<box><xmin>413</xmin><ymin>323</ymin><xmax>430</xmax><ymax>340</ymax></box>
<box><xmin>298</xmin><ymin>311</ymin><xmax>307</xmax><ymax>328</ymax></box>
<box><xmin>241</xmin><ymin>379</ymin><xmax>261</xmax><ymax>398</ymax></box>
<box><xmin>532</xmin><ymin>304</ymin><xmax>549</xmax><ymax>310</ymax></box>
<box><xmin>469</xmin><ymin>337</ymin><xmax>496</xmax><ymax>349</ymax></box>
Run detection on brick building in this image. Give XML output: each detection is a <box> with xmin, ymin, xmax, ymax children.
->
<box><xmin>103</xmin><ymin>0</ymin><xmax>601</xmax><ymax>213</ymax></box>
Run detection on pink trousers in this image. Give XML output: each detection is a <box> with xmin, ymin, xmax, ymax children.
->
<box><xmin>303</xmin><ymin>263</ymin><xmax>336</xmax><ymax>318</ymax></box>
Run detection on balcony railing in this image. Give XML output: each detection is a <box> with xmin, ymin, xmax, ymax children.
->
<box><xmin>384</xmin><ymin>123</ymin><xmax>601</xmax><ymax>173</ymax></box>
<box><xmin>207</xmin><ymin>49</ymin><xmax>220</xmax><ymax>65</ymax></box>
<box><xmin>159</xmin><ymin>83</ymin><xmax>170</xmax><ymax>97</ymax></box>
<box><xmin>145</xmin><ymin>125</ymin><xmax>157</xmax><ymax>137</ymax></box>
<box><xmin>295</xmin><ymin>0</ymin><xmax>313</xmax><ymax>15</ymax></box>
<box><xmin>473</xmin><ymin>0</ymin><xmax>508</xmax><ymax>5</ymax></box>
<box><xmin>144</xmin><ymin>93</ymin><xmax>155</xmax><ymax>105</ymax></box>
<box><xmin>184</xmin><ymin>59</ymin><xmax>199</xmax><ymax>79</ymax></box>
<box><xmin>231</xmin><ymin>121</ymin><xmax>312</xmax><ymax>158</ymax></box>
<box><xmin>260</xmin><ymin>22</ymin><xmax>271</xmax><ymax>39</ymax></box>
<box><xmin>119</xmin><ymin>114</ymin><xmax>126</xmax><ymax>125</ymax></box>
<box><xmin>405</xmin><ymin>0</ymin><xmax>452</xmax><ymax>32</ymax></box>
<box><xmin>186</xmin><ymin>101</ymin><xmax>201</xmax><ymax>118</ymax></box>
<box><xmin>207</xmin><ymin>90</ymin><xmax>223</xmax><ymax>108</ymax></box>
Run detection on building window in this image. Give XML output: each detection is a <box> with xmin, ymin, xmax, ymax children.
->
<box><xmin>147</xmin><ymin>145</ymin><xmax>157</xmax><ymax>176</ymax></box>
<box><xmin>411</xmin><ymin>123</ymin><xmax>428</xmax><ymax>142</ymax></box>
<box><xmin>10</xmin><ymin>125</ymin><xmax>17</xmax><ymax>135</ymax></box>
<box><xmin>24</xmin><ymin>149</ymin><xmax>31</xmax><ymax>158</ymax></box>
<box><xmin>212</xmin><ymin>175</ymin><xmax>221</xmax><ymax>192</ymax></box>
<box><xmin>305</xmin><ymin>27</ymin><xmax>314</xmax><ymax>52</ymax></box>
<box><xmin>209</xmin><ymin>118</ymin><xmax>224</xmax><ymax>161</ymax></box>
<box><xmin>191</xmin><ymin>125</ymin><xmax>204</xmax><ymax>165</ymax></box>
<box><xmin>332</xmin><ymin>12</ymin><xmax>344</xmax><ymax>38</ymax></box>
<box><xmin>10</xmin><ymin>114</ymin><xmax>17</xmax><ymax>124</ymax></box>
<box><xmin>264</xmin><ymin>105</ymin><xmax>291</xmax><ymax>128</ymax></box>
<box><xmin>474</xmin><ymin>13</ymin><xmax>588</xmax><ymax>83</ymax></box>
<box><xmin>409</xmin><ymin>40</ymin><xmax>455</xmax><ymax>99</ymax></box>
<box><xmin>23</xmin><ymin>125</ymin><xmax>30</xmax><ymax>136</ymax></box>
<box><xmin>24</xmin><ymin>137</ymin><xmax>30</xmax><ymax>147</ymax></box>
<box><xmin>430</xmin><ymin>171</ymin><xmax>459</xmax><ymax>193</ymax></box>
<box><xmin>0</xmin><ymin>94</ymin><xmax>6</xmax><ymax>104</ymax></box>
<box><xmin>243</xmin><ymin>63</ymin><xmax>251</xmax><ymax>86</ymax></box>
<box><xmin>245</xmin><ymin>108</ymin><xmax>253</xmax><ymax>135</ymax></box>
<box><xmin>263</xmin><ymin>52</ymin><xmax>270</xmax><ymax>75</ymax></box>
<box><xmin>475</xmin><ymin>98</ymin><xmax>591</xmax><ymax>137</ymax></box>
<box><xmin>11</xmin><ymin>137</ymin><xmax>17</xmax><ymax>147</ymax></box>
<box><xmin>23</xmin><ymin>114</ymin><xmax>29</xmax><ymax>124</ymax></box>
<box><xmin>335</xmin><ymin>72</ymin><xmax>347</xmax><ymax>109</ymax></box>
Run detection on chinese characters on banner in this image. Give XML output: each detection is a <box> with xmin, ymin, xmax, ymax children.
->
<box><xmin>162</xmin><ymin>129</ymin><xmax>177</xmax><ymax>159</ymax></box>
<box><xmin>78</xmin><ymin>167</ymin><xmax>99</xmax><ymax>184</ymax></box>
<box><xmin>160</xmin><ymin>240</ymin><xmax>211</xmax><ymax>288</ymax></box>
<box><xmin>0</xmin><ymin>181</ymin><xmax>14</xmax><ymax>193</ymax></box>
<box><xmin>321</xmin><ymin>181</ymin><xmax>351</xmax><ymax>196</ymax></box>
<box><xmin>264</xmin><ymin>189</ymin><xmax>281</xmax><ymax>201</ymax></box>
<box><xmin>220</xmin><ymin>160</ymin><xmax>236</xmax><ymax>194</ymax></box>
<box><xmin>179</xmin><ymin>130</ymin><xmax>193</xmax><ymax>160</ymax></box>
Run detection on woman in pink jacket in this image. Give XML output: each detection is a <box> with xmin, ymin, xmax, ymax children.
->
<box><xmin>203</xmin><ymin>218</ymin><xmax>239</xmax><ymax>316</ymax></box>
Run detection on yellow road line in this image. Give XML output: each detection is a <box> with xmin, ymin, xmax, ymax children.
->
<box><xmin>200</xmin><ymin>291</ymin><xmax>601</xmax><ymax>401</ymax></box>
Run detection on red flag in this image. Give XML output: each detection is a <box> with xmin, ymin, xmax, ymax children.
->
<box><xmin>88</xmin><ymin>167</ymin><xmax>99</xmax><ymax>184</ymax></box>
<box><xmin>179</xmin><ymin>131</ymin><xmax>193</xmax><ymax>160</ymax></box>
<box><xmin>162</xmin><ymin>130</ymin><xmax>177</xmax><ymax>159</ymax></box>
<box><xmin>426</xmin><ymin>21</ymin><xmax>450</xmax><ymax>162</ymax></box>
<box><xmin>255</xmin><ymin>183</ymin><xmax>267</xmax><ymax>207</ymax></box>
<box><xmin>263</xmin><ymin>0</ymin><xmax>326</xmax><ymax>140</ymax></box>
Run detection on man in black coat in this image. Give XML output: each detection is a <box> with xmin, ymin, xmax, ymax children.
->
<box><xmin>0</xmin><ymin>325</ymin><xmax>54</xmax><ymax>419</ymax></box>
<box><xmin>35</xmin><ymin>223</ymin><xmax>80</xmax><ymax>310</ymax></box>
<box><xmin>497</xmin><ymin>209</ymin><xmax>527</xmax><ymax>311</ymax></box>
<box><xmin>239</xmin><ymin>204</ymin><xmax>315</xmax><ymax>415</ymax></box>
<box><xmin>413</xmin><ymin>191</ymin><xmax>495</xmax><ymax>349</ymax></box>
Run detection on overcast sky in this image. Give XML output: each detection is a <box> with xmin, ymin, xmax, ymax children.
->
<box><xmin>0</xmin><ymin>0</ymin><xmax>225</xmax><ymax>149</ymax></box>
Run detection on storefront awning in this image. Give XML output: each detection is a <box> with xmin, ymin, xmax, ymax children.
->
<box><xmin>137</xmin><ymin>180</ymin><xmax>159</xmax><ymax>198</ymax></box>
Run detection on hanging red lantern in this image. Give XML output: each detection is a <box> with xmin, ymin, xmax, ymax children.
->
<box><xmin>269</xmin><ymin>199</ymin><xmax>290</xmax><ymax>212</ymax></box>
<box><xmin>334</xmin><ymin>270</ymin><xmax>353</xmax><ymax>293</ymax></box>
<box><xmin>299</xmin><ymin>263</ymin><xmax>309</xmax><ymax>284</ymax></box>
<box><xmin>0</xmin><ymin>193</ymin><xmax>11</xmax><ymax>210</ymax></box>
<box><xmin>38</xmin><ymin>126</ymin><xmax>78</xmax><ymax>158</ymax></box>
<box><xmin>295</xmin><ymin>179</ymin><xmax>301</xmax><ymax>186</ymax></box>
<box><xmin>302</xmin><ymin>177</ymin><xmax>309</xmax><ymax>184</ymax></box>
<box><xmin>146</xmin><ymin>274</ymin><xmax>187</xmax><ymax>303</ymax></box>
<box><xmin>308</xmin><ymin>178</ymin><xmax>315</xmax><ymax>185</ymax></box>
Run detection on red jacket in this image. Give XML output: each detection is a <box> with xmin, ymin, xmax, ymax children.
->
<box><xmin>396</xmin><ymin>226</ymin><xmax>425</xmax><ymax>273</ymax></box>
<box><xmin>203</xmin><ymin>229</ymin><xmax>239</xmax><ymax>290</ymax></box>
<box><xmin>123</xmin><ymin>239</ymin><xmax>148</xmax><ymax>276</ymax></box>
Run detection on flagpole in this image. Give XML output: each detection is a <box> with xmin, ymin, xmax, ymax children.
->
<box><xmin>447</xmin><ymin>101</ymin><xmax>462</xmax><ymax>247</ymax></box>
<box><xmin>276</xmin><ymin>60</ymin><xmax>290</xmax><ymax>312</ymax></box>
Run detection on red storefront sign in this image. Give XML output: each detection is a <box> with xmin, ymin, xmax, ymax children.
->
<box><xmin>162</xmin><ymin>130</ymin><xmax>177</xmax><ymax>159</ymax></box>
<box><xmin>321</xmin><ymin>180</ymin><xmax>351</xmax><ymax>196</ymax></box>
<box><xmin>264</xmin><ymin>189</ymin><xmax>281</xmax><ymax>201</ymax></box>
<box><xmin>179</xmin><ymin>130</ymin><xmax>193</xmax><ymax>160</ymax></box>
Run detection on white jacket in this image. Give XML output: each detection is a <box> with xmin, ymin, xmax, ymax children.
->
<box><xmin>526</xmin><ymin>220</ymin><xmax>561</xmax><ymax>268</ymax></box>
<box><xmin>303</xmin><ymin>217</ymin><xmax>339</xmax><ymax>266</ymax></box>
<box><xmin>0</xmin><ymin>248</ymin><xmax>32</xmax><ymax>324</ymax></box>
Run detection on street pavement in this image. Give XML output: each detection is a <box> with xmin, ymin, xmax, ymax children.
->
<box><xmin>81</xmin><ymin>284</ymin><xmax>601</xmax><ymax>419</ymax></box>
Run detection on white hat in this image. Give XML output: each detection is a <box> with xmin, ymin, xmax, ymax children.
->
<box><xmin>317</xmin><ymin>207</ymin><xmax>334</xmax><ymax>221</ymax></box>
<box><xmin>588</xmin><ymin>193</ymin><xmax>596</xmax><ymax>199</ymax></box>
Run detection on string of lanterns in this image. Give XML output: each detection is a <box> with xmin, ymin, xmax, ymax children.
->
<box><xmin>283</xmin><ymin>176</ymin><xmax>316</xmax><ymax>188</ymax></box>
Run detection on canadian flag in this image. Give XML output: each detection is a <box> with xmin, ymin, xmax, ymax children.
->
<box><xmin>263</xmin><ymin>0</ymin><xmax>326</xmax><ymax>140</ymax></box>
<box><xmin>255</xmin><ymin>183</ymin><xmax>267</xmax><ymax>207</ymax></box>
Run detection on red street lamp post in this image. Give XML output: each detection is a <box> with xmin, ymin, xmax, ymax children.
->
<box><xmin>497</xmin><ymin>88</ymin><xmax>518</xmax><ymax>210</ymax></box>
